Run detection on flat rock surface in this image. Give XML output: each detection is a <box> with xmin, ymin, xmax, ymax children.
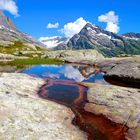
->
<box><xmin>0</xmin><ymin>73</ymin><xmax>87</xmax><ymax>140</ymax></box>
<box><xmin>85</xmin><ymin>84</ymin><xmax>140</xmax><ymax>140</ymax></box>
<box><xmin>0</xmin><ymin>53</ymin><xmax>15</xmax><ymax>60</ymax></box>
<box><xmin>104</xmin><ymin>62</ymin><xmax>140</xmax><ymax>85</ymax></box>
<box><xmin>46</xmin><ymin>50</ymin><xmax>104</xmax><ymax>63</ymax></box>
<box><xmin>96</xmin><ymin>57</ymin><xmax>140</xmax><ymax>86</ymax></box>
<box><xmin>0</xmin><ymin>53</ymin><xmax>29</xmax><ymax>61</ymax></box>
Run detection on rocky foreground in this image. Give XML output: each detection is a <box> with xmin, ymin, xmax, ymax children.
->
<box><xmin>0</xmin><ymin>73</ymin><xmax>87</xmax><ymax>140</ymax></box>
<box><xmin>85</xmin><ymin>84</ymin><xmax>140</xmax><ymax>140</ymax></box>
<box><xmin>51</xmin><ymin>51</ymin><xmax>140</xmax><ymax>139</ymax></box>
<box><xmin>0</xmin><ymin>52</ymin><xmax>140</xmax><ymax>139</ymax></box>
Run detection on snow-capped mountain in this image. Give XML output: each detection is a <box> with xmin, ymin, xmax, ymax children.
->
<box><xmin>123</xmin><ymin>33</ymin><xmax>140</xmax><ymax>40</ymax></box>
<box><xmin>39</xmin><ymin>36</ymin><xmax>68</xmax><ymax>48</ymax></box>
<box><xmin>54</xmin><ymin>23</ymin><xmax>140</xmax><ymax>56</ymax></box>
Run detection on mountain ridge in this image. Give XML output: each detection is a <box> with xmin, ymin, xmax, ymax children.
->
<box><xmin>0</xmin><ymin>10</ymin><xmax>17</xmax><ymax>31</ymax></box>
<box><xmin>0</xmin><ymin>10</ymin><xmax>44</xmax><ymax>48</ymax></box>
<box><xmin>54</xmin><ymin>23</ymin><xmax>140</xmax><ymax>56</ymax></box>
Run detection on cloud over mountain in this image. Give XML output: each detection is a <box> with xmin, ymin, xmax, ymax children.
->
<box><xmin>0</xmin><ymin>0</ymin><xmax>19</xmax><ymax>16</ymax></box>
<box><xmin>98</xmin><ymin>11</ymin><xmax>119</xmax><ymax>33</ymax></box>
<box><xmin>60</xmin><ymin>17</ymin><xmax>88</xmax><ymax>37</ymax></box>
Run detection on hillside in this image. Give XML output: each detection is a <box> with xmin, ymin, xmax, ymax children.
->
<box><xmin>0</xmin><ymin>10</ymin><xmax>46</xmax><ymax>58</ymax></box>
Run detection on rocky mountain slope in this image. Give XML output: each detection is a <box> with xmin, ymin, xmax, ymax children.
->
<box><xmin>0</xmin><ymin>10</ymin><xmax>43</xmax><ymax>48</ymax></box>
<box><xmin>54</xmin><ymin>23</ymin><xmax>140</xmax><ymax>57</ymax></box>
<box><xmin>0</xmin><ymin>10</ymin><xmax>46</xmax><ymax>58</ymax></box>
<box><xmin>123</xmin><ymin>32</ymin><xmax>140</xmax><ymax>39</ymax></box>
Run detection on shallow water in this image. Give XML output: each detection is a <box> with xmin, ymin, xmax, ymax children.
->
<box><xmin>22</xmin><ymin>64</ymin><xmax>127</xmax><ymax>140</ymax></box>
<box><xmin>22</xmin><ymin>64</ymin><xmax>106</xmax><ymax>83</ymax></box>
<box><xmin>22</xmin><ymin>64</ymin><xmax>105</xmax><ymax>106</ymax></box>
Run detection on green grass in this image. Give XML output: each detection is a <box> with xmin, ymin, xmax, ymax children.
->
<box><xmin>0</xmin><ymin>41</ymin><xmax>46</xmax><ymax>58</ymax></box>
<box><xmin>0</xmin><ymin>58</ymin><xmax>64</xmax><ymax>65</ymax></box>
<box><xmin>0</xmin><ymin>41</ymin><xmax>27</xmax><ymax>54</ymax></box>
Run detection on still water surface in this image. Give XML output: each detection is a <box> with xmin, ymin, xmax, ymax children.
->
<box><xmin>22</xmin><ymin>64</ymin><xmax>106</xmax><ymax>83</ymax></box>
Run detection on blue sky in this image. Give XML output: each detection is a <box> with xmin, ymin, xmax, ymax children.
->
<box><xmin>1</xmin><ymin>0</ymin><xmax>140</xmax><ymax>39</ymax></box>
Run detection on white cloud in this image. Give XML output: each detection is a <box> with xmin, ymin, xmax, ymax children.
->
<box><xmin>0</xmin><ymin>0</ymin><xmax>19</xmax><ymax>16</ymax></box>
<box><xmin>106</xmin><ymin>22</ymin><xmax>120</xmax><ymax>33</ymax></box>
<box><xmin>60</xmin><ymin>17</ymin><xmax>88</xmax><ymax>37</ymax></box>
<box><xmin>98</xmin><ymin>11</ymin><xmax>119</xmax><ymax>33</ymax></box>
<box><xmin>61</xmin><ymin>65</ymin><xmax>85</xmax><ymax>82</ymax></box>
<box><xmin>98</xmin><ymin>11</ymin><xmax>118</xmax><ymax>24</ymax></box>
<box><xmin>47</xmin><ymin>22</ymin><xmax>59</xmax><ymax>29</ymax></box>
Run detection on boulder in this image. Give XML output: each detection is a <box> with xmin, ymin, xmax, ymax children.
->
<box><xmin>46</xmin><ymin>50</ymin><xmax>104</xmax><ymax>64</ymax></box>
<box><xmin>92</xmin><ymin>57</ymin><xmax>140</xmax><ymax>87</ymax></box>
<box><xmin>85</xmin><ymin>84</ymin><xmax>140</xmax><ymax>140</ymax></box>
<box><xmin>104</xmin><ymin>62</ymin><xmax>140</xmax><ymax>85</ymax></box>
<box><xmin>0</xmin><ymin>73</ymin><xmax>87</xmax><ymax>140</ymax></box>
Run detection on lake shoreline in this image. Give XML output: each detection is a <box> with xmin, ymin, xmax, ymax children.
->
<box><xmin>0</xmin><ymin>54</ymin><xmax>140</xmax><ymax>139</ymax></box>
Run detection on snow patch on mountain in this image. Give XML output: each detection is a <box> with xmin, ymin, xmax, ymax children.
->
<box><xmin>39</xmin><ymin>36</ymin><xmax>68</xmax><ymax>48</ymax></box>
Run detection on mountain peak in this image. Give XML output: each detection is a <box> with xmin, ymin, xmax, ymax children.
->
<box><xmin>54</xmin><ymin>22</ymin><xmax>140</xmax><ymax>56</ymax></box>
<box><xmin>79</xmin><ymin>22</ymin><xmax>105</xmax><ymax>36</ymax></box>
<box><xmin>82</xmin><ymin>22</ymin><xmax>100</xmax><ymax>31</ymax></box>
<box><xmin>0</xmin><ymin>10</ymin><xmax>17</xmax><ymax>31</ymax></box>
<box><xmin>84</xmin><ymin>22</ymin><xmax>94</xmax><ymax>28</ymax></box>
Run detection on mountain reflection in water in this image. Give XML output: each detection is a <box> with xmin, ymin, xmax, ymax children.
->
<box><xmin>22</xmin><ymin>64</ymin><xmax>107</xmax><ymax>84</ymax></box>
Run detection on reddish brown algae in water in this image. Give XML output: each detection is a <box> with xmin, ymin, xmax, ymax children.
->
<box><xmin>38</xmin><ymin>78</ymin><xmax>129</xmax><ymax>140</ymax></box>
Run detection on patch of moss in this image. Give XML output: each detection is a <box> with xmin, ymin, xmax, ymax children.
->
<box><xmin>0</xmin><ymin>41</ymin><xmax>45</xmax><ymax>58</ymax></box>
<box><xmin>0</xmin><ymin>58</ymin><xmax>64</xmax><ymax>65</ymax></box>
<box><xmin>0</xmin><ymin>41</ymin><xmax>28</xmax><ymax>54</ymax></box>
<box><xmin>35</xmin><ymin>45</ymin><xmax>44</xmax><ymax>51</ymax></box>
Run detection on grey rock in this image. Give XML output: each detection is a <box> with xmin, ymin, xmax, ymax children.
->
<box><xmin>98</xmin><ymin>58</ymin><xmax>140</xmax><ymax>86</ymax></box>
<box><xmin>0</xmin><ymin>53</ymin><xmax>15</xmax><ymax>60</ymax></box>
<box><xmin>46</xmin><ymin>50</ymin><xmax>104</xmax><ymax>63</ymax></box>
<box><xmin>86</xmin><ymin>84</ymin><xmax>140</xmax><ymax>140</ymax></box>
<box><xmin>104</xmin><ymin>61</ymin><xmax>140</xmax><ymax>86</ymax></box>
<box><xmin>0</xmin><ymin>73</ymin><xmax>87</xmax><ymax>140</ymax></box>
<box><xmin>0</xmin><ymin>53</ymin><xmax>29</xmax><ymax>61</ymax></box>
